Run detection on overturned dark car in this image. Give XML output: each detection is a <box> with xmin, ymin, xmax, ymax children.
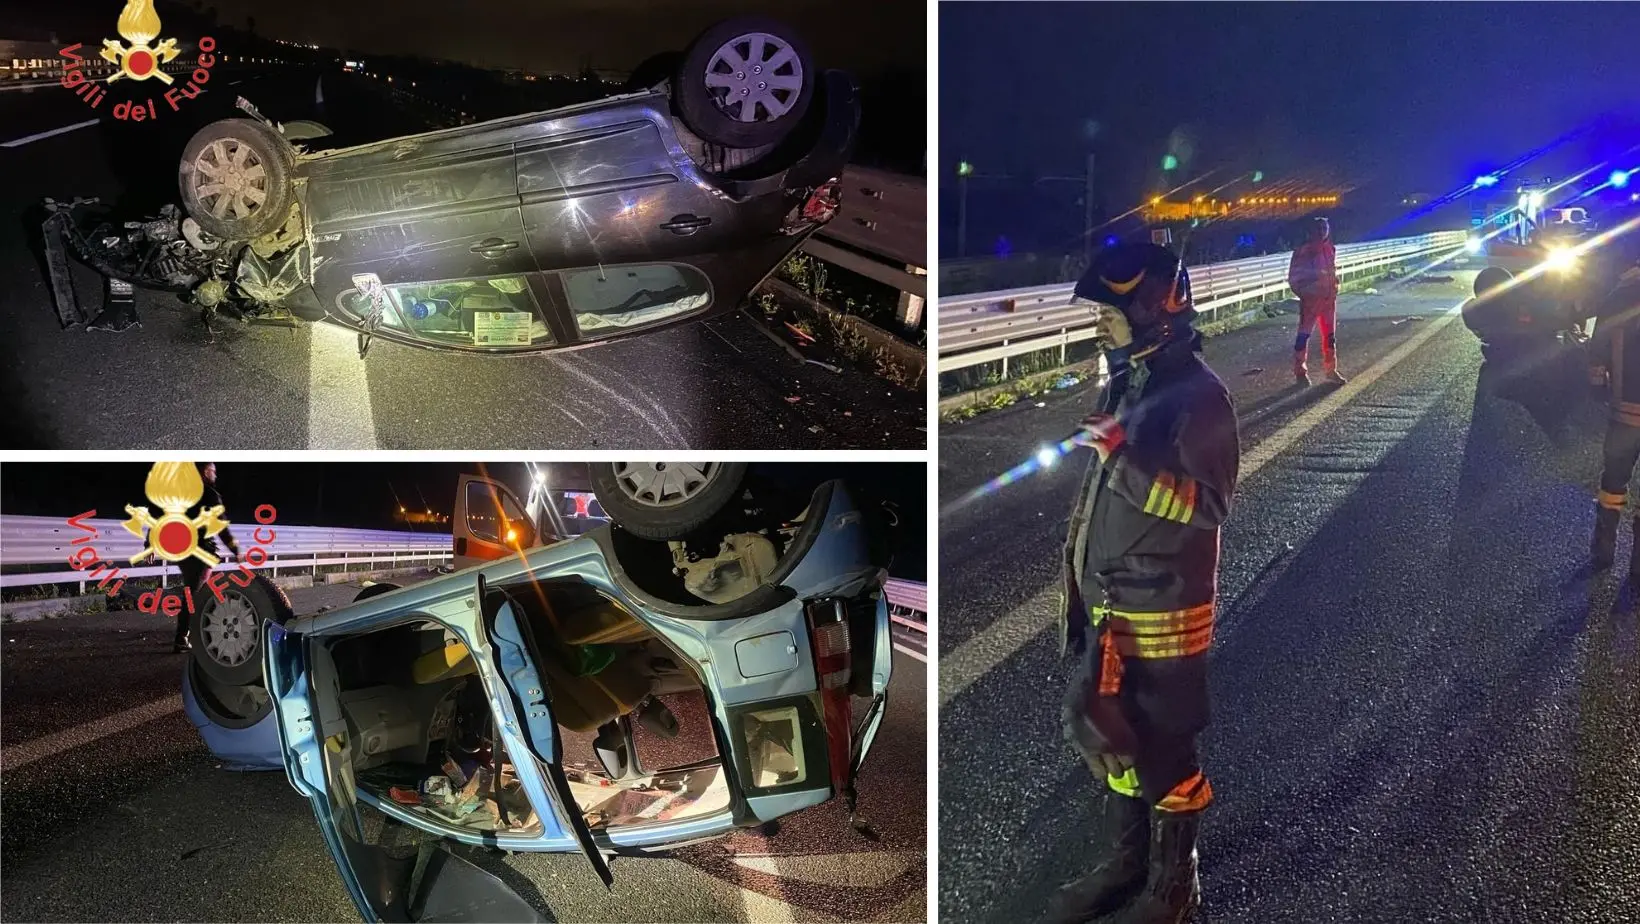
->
<box><xmin>43</xmin><ymin>18</ymin><xmax>856</xmax><ymax>357</ymax></box>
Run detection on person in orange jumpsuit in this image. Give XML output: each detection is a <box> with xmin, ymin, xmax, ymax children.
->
<box><xmin>1288</xmin><ymin>216</ymin><xmax>1345</xmax><ymax>385</ymax></box>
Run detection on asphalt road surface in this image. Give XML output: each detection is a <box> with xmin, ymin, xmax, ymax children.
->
<box><xmin>0</xmin><ymin>577</ymin><xmax>928</xmax><ymax>922</ymax></box>
<box><xmin>939</xmin><ymin>273</ymin><xmax>1638</xmax><ymax>922</ymax></box>
<box><xmin>0</xmin><ymin>71</ymin><xmax>925</xmax><ymax>450</ymax></box>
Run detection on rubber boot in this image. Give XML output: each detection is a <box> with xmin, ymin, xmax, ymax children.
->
<box><xmin>1104</xmin><ymin>809</ymin><xmax>1203</xmax><ymax>924</ymax></box>
<box><xmin>1293</xmin><ymin>350</ymin><xmax>1310</xmax><ymax>386</ymax></box>
<box><xmin>1592</xmin><ymin>506</ymin><xmax>1620</xmax><ymax>570</ymax></box>
<box><xmin>1045</xmin><ymin>792</ymin><xmax>1151</xmax><ymax>923</ymax></box>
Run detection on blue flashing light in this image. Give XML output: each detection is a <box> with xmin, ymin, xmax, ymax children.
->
<box><xmin>1612</xmin><ymin>169</ymin><xmax>1632</xmax><ymax>189</ymax></box>
<box><xmin>1474</xmin><ymin>174</ymin><xmax>1499</xmax><ymax>188</ymax></box>
<box><xmin>409</xmin><ymin>300</ymin><xmax>432</xmax><ymax>320</ymax></box>
<box><xmin>1104</xmin><ymin>235</ymin><xmax>1120</xmax><ymax>248</ymax></box>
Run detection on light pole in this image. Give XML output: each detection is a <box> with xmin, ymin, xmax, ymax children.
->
<box><xmin>957</xmin><ymin>160</ymin><xmax>974</xmax><ymax>258</ymax></box>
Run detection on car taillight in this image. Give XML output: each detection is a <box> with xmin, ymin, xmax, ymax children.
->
<box><xmin>806</xmin><ymin>600</ymin><xmax>852</xmax><ymax>792</ymax></box>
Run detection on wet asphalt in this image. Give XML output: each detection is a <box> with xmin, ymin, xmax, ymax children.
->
<box><xmin>0</xmin><ymin>578</ymin><xmax>928</xmax><ymax>922</ymax></box>
<box><xmin>938</xmin><ymin>276</ymin><xmax>1637</xmax><ymax>923</ymax></box>
<box><xmin>0</xmin><ymin>71</ymin><xmax>925</xmax><ymax>450</ymax></box>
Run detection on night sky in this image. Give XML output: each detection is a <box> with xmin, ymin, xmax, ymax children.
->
<box><xmin>942</xmin><ymin>2</ymin><xmax>1640</xmax><ymax>249</ymax></box>
<box><xmin>0</xmin><ymin>463</ymin><xmax>928</xmax><ymax>580</ymax></box>
<box><xmin>206</xmin><ymin>0</ymin><xmax>922</xmax><ymax>76</ymax></box>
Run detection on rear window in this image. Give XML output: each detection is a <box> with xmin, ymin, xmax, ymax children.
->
<box><xmin>561</xmin><ymin>263</ymin><xmax>711</xmax><ymax>338</ymax></box>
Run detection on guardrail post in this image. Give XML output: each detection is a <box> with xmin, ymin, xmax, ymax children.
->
<box><xmin>313</xmin><ymin>552</ymin><xmax>319</xmax><ymax>577</ymax></box>
<box><xmin>1000</xmin><ymin>341</ymin><xmax>1009</xmax><ymax>379</ymax></box>
<box><xmin>897</xmin><ymin>266</ymin><xmax>928</xmax><ymax>330</ymax></box>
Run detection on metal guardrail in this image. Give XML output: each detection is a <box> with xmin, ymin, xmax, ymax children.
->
<box><xmin>805</xmin><ymin>166</ymin><xmax>928</xmax><ymax>302</ymax></box>
<box><xmin>883</xmin><ymin>578</ymin><xmax>927</xmax><ymax>631</ymax></box>
<box><xmin>937</xmin><ymin>230</ymin><xmax>1470</xmax><ymax>375</ymax></box>
<box><xmin>0</xmin><ymin>515</ymin><xmax>451</xmax><ymax>593</ymax></box>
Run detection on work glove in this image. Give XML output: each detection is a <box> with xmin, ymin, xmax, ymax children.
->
<box><xmin>1072</xmin><ymin>413</ymin><xmax>1127</xmax><ymax>464</ymax></box>
<box><xmin>1063</xmin><ymin>650</ymin><xmax>1139</xmax><ymax>778</ymax></box>
<box><xmin>1092</xmin><ymin>305</ymin><xmax>1134</xmax><ymax>350</ymax></box>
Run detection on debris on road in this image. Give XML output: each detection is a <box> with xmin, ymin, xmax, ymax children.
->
<box><xmin>804</xmin><ymin>359</ymin><xmax>842</xmax><ymax>373</ymax></box>
<box><xmin>785</xmin><ymin>395</ymin><xmax>802</xmax><ymax>404</ymax></box>
<box><xmin>1244</xmin><ymin>367</ymin><xmax>1265</xmax><ymax>375</ymax></box>
<box><xmin>1392</xmin><ymin>316</ymin><xmax>1426</xmax><ymax>326</ymax></box>
<box><xmin>1364</xmin><ymin>287</ymin><xmax>1380</xmax><ymax>295</ymax></box>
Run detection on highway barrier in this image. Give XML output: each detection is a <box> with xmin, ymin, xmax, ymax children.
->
<box><xmin>938</xmin><ymin>230</ymin><xmax>1469</xmax><ymax>377</ymax></box>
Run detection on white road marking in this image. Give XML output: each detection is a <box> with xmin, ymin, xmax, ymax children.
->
<box><xmin>892</xmin><ymin>642</ymin><xmax>927</xmax><ymax>663</ymax></box>
<box><xmin>2</xmin><ymin>118</ymin><xmax>100</xmax><ymax>148</ymax></box>
<box><xmin>306</xmin><ymin>323</ymin><xmax>379</xmax><ymax>449</ymax></box>
<box><xmin>732</xmin><ymin>850</ymin><xmax>912</xmax><ymax>888</ymax></box>
<box><xmin>937</xmin><ymin>304</ymin><xmax>1463</xmax><ymax>706</ymax></box>
<box><xmin>1</xmin><ymin>694</ymin><xmax>182</xmax><ymax>772</ymax></box>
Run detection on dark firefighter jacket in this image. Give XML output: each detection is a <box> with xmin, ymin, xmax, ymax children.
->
<box><xmin>1592</xmin><ymin>263</ymin><xmax>1640</xmax><ymax>419</ymax></box>
<box><xmin>1287</xmin><ymin>238</ymin><xmax>1338</xmax><ymax>300</ymax></box>
<box><xmin>1061</xmin><ymin>334</ymin><xmax>1240</xmax><ymax>739</ymax></box>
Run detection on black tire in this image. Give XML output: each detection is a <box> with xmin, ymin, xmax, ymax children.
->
<box><xmin>591</xmin><ymin>461</ymin><xmax>748</xmax><ymax>541</ymax></box>
<box><xmin>178</xmin><ymin>119</ymin><xmax>294</xmax><ymax>240</ymax></box>
<box><xmin>674</xmin><ymin>17</ymin><xmax>814</xmax><ymax>148</ymax></box>
<box><xmin>184</xmin><ymin>656</ymin><xmax>273</xmax><ymax>730</ymax></box>
<box><xmin>191</xmin><ymin>573</ymin><xmax>294</xmax><ymax>687</ymax></box>
<box><xmin>354</xmin><ymin>582</ymin><xmax>402</xmax><ymax>603</ymax></box>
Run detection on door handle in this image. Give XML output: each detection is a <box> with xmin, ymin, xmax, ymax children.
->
<box><xmin>470</xmin><ymin>237</ymin><xmax>520</xmax><ymax>256</ymax></box>
<box><xmin>660</xmin><ymin>214</ymin><xmax>711</xmax><ymax>235</ymax></box>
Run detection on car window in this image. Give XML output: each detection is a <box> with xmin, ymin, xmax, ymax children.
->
<box><xmin>338</xmin><ymin>276</ymin><xmax>555</xmax><ymax>348</ymax></box>
<box><xmin>561</xmin><ymin>264</ymin><xmax>711</xmax><ymax>338</ymax></box>
<box><xmin>466</xmin><ymin>482</ymin><xmax>536</xmax><ymax>547</ymax></box>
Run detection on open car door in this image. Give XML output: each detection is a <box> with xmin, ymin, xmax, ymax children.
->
<box><xmin>264</xmin><ymin>619</ymin><xmax>550</xmax><ymax>923</ymax></box>
<box><xmin>453</xmin><ymin>474</ymin><xmax>538</xmax><ymax>570</ymax></box>
<box><xmin>264</xmin><ymin>582</ymin><xmax>613</xmax><ymax>923</ymax></box>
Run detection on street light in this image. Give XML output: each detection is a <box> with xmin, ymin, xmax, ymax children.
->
<box><xmin>1612</xmin><ymin>169</ymin><xmax>1633</xmax><ymax>189</ymax></box>
<box><xmin>1162</xmin><ymin>154</ymin><xmax>1178</xmax><ymax>171</ymax></box>
<box><xmin>957</xmin><ymin>160</ymin><xmax>974</xmax><ymax>177</ymax></box>
<box><xmin>1252</xmin><ymin>170</ymin><xmax>1264</xmax><ymax>183</ymax></box>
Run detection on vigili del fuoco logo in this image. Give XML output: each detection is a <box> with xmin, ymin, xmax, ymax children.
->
<box><xmin>64</xmin><ymin>463</ymin><xmax>279</xmax><ymax>617</ymax></box>
<box><xmin>58</xmin><ymin>0</ymin><xmax>218</xmax><ymax>121</ymax></box>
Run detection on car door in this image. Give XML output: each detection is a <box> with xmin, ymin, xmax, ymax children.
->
<box><xmin>303</xmin><ymin>123</ymin><xmax>553</xmax><ymax>350</ymax></box>
<box><xmin>452</xmin><ymin>474</ymin><xmax>539</xmax><ymax>569</ymax></box>
<box><xmin>264</xmin><ymin>618</ymin><xmax>550</xmax><ymax>923</ymax></box>
<box><xmin>263</xmin><ymin>578</ymin><xmax>613</xmax><ymax>922</ymax></box>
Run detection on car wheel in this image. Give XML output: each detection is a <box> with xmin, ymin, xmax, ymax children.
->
<box><xmin>178</xmin><ymin>118</ymin><xmax>294</xmax><ymax>240</ymax></box>
<box><xmin>591</xmin><ymin>461</ymin><xmax>748</xmax><ymax>540</ymax></box>
<box><xmin>674</xmin><ymin>17</ymin><xmax>814</xmax><ymax>149</ymax></box>
<box><xmin>184</xmin><ymin>656</ymin><xmax>273</xmax><ymax>730</ymax></box>
<box><xmin>190</xmin><ymin>573</ymin><xmax>294</xmax><ymax>686</ymax></box>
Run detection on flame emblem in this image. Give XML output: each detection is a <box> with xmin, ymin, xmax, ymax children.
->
<box><xmin>121</xmin><ymin>462</ymin><xmax>230</xmax><ymax>565</ymax></box>
<box><xmin>100</xmin><ymin>0</ymin><xmax>181</xmax><ymax>84</ymax></box>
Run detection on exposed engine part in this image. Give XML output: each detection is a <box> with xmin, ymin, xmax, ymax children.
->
<box><xmin>193</xmin><ymin>277</ymin><xmax>229</xmax><ymax>308</ymax></box>
<box><xmin>181</xmin><ymin>217</ymin><xmax>220</xmax><ymax>252</ymax></box>
<box><xmin>671</xmin><ymin>532</ymin><xmax>779</xmax><ymax>604</ymax></box>
<box><xmin>250</xmin><ymin>202</ymin><xmax>305</xmax><ymax>259</ymax></box>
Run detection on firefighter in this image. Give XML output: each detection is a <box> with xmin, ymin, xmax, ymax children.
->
<box><xmin>1049</xmin><ymin>242</ymin><xmax>1242</xmax><ymax>924</ymax></box>
<box><xmin>1289</xmin><ymin>216</ymin><xmax>1345</xmax><ymax>385</ymax></box>
<box><xmin>1587</xmin><ymin>240</ymin><xmax>1640</xmax><ymax>575</ymax></box>
<box><xmin>173</xmin><ymin>462</ymin><xmax>239</xmax><ymax>653</ymax></box>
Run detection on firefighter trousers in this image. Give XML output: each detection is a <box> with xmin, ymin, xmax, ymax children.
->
<box><xmin>1599</xmin><ymin>416</ymin><xmax>1640</xmax><ymax>510</ymax></box>
<box><xmin>1061</xmin><ymin>634</ymin><xmax>1213</xmax><ymax>813</ymax></box>
<box><xmin>1294</xmin><ymin>295</ymin><xmax>1339</xmax><ymax>371</ymax></box>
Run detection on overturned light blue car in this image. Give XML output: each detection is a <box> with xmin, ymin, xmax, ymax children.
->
<box><xmin>188</xmin><ymin>479</ymin><xmax>891</xmax><ymax>922</ymax></box>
